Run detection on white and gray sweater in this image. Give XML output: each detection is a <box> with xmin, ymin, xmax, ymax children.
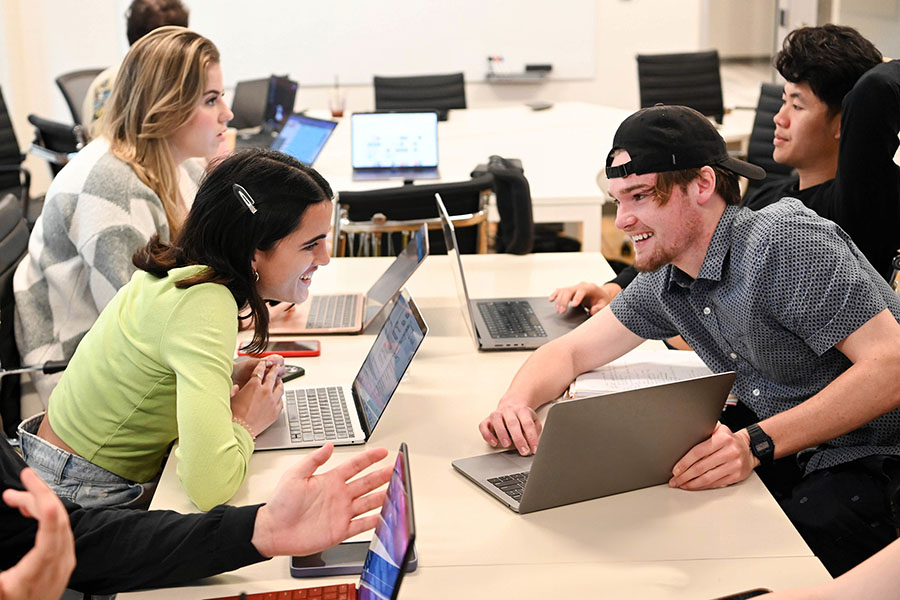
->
<box><xmin>13</xmin><ymin>138</ymin><xmax>201</xmax><ymax>403</ymax></box>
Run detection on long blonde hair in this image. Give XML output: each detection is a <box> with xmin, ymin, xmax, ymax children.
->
<box><xmin>101</xmin><ymin>26</ymin><xmax>220</xmax><ymax>235</ymax></box>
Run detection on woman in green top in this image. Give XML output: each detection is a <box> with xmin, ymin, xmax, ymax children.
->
<box><xmin>19</xmin><ymin>148</ymin><xmax>334</xmax><ymax>510</ymax></box>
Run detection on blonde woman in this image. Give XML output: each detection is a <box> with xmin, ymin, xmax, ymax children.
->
<box><xmin>14</xmin><ymin>26</ymin><xmax>233</xmax><ymax>403</ymax></box>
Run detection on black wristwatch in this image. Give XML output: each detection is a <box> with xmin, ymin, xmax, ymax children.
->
<box><xmin>746</xmin><ymin>423</ymin><xmax>774</xmax><ymax>466</ymax></box>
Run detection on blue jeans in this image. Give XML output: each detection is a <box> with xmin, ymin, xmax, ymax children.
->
<box><xmin>18</xmin><ymin>413</ymin><xmax>146</xmax><ymax>508</ymax></box>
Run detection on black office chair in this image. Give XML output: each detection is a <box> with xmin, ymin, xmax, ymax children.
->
<box><xmin>0</xmin><ymin>193</ymin><xmax>31</xmax><ymax>437</ymax></box>
<box><xmin>56</xmin><ymin>68</ymin><xmax>105</xmax><ymax>125</ymax></box>
<box><xmin>27</xmin><ymin>114</ymin><xmax>86</xmax><ymax>178</ymax></box>
<box><xmin>471</xmin><ymin>156</ymin><xmax>534</xmax><ymax>254</ymax></box>
<box><xmin>0</xmin><ymin>87</ymin><xmax>30</xmax><ymax>215</ymax></box>
<box><xmin>636</xmin><ymin>50</ymin><xmax>725</xmax><ymax>124</ymax></box>
<box><xmin>0</xmin><ymin>193</ymin><xmax>68</xmax><ymax>438</ymax></box>
<box><xmin>743</xmin><ymin>82</ymin><xmax>795</xmax><ymax>197</ymax></box>
<box><xmin>335</xmin><ymin>175</ymin><xmax>493</xmax><ymax>257</ymax></box>
<box><xmin>373</xmin><ymin>73</ymin><xmax>466</xmax><ymax>121</ymax></box>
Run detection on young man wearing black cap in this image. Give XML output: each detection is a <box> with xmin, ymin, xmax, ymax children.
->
<box><xmin>552</xmin><ymin>25</ymin><xmax>899</xmax><ymax>316</ymax></box>
<box><xmin>479</xmin><ymin>105</ymin><xmax>900</xmax><ymax>576</ymax></box>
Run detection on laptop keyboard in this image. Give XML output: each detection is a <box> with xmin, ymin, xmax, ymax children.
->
<box><xmin>477</xmin><ymin>301</ymin><xmax>547</xmax><ymax>339</ymax></box>
<box><xmin>205</xmin><ymin>583</ymin><xmax>356</xmax><ymax>599</ymax></box>
<box><xmin>285</xmin><ymin>387</ymin><xmax>353</xmax><ymax>443</ymax></box>
<box><xmin>306</xmin><ymin>294</ymin><xmax>359</xmax><ymax>329</ymax></box>
<box><xmin>487</xmin><ymin>471</ymin><xmax>530</xmax><ymax>502</ymax></box>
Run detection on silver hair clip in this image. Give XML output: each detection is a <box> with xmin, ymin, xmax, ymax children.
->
<box><xmin>232</xmin><ymin>183</ymin><xmax>257</xmax><ymax>214</ymax></box>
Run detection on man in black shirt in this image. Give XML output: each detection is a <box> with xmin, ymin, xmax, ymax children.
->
<box><xmin>0</xmin><ymin>439</ymin><xmax>391</xmax><ymax>596</ymax></box>
<box><xmin>551</xmin><ymin>25</ymin><xmax>899</xmax><ymax>313</ymax></box>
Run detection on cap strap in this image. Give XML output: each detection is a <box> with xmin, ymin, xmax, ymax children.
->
<box><xmin>606</xmin><ymin>161</ymin><xmax>634</xmax><ymax>179</ymax></box>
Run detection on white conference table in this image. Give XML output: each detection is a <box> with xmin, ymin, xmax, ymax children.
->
<box><xmin>120</xmin><ymin>253</ymin><xmax>829</xmax><ymax>599</ymax></box>
<box><xmin>308</xmin><ymin>102</ymin><xmax>753</xmax><ymax>254</ymax></box>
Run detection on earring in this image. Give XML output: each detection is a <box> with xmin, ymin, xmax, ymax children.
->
<box><xmin>253</xmin><ymin>270</ymin><xmax>259</xmax><ymax>282</ymax></box>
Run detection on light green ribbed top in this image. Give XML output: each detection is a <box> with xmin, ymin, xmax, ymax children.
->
<box><xmin>49</xmin><ymin>264</ymin><xmax>254</xmax><ymax>511</ymax></box>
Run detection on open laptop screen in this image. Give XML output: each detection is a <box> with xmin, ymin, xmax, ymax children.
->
<box><xmin>358</xmin><ymin>443</ymin><xmax>415</xmax><ymax>600</ymax></box>
<box><xmin>270</xmin><ymin>114</ymin><xmax>337</xmax><ymax>165</ymax></box>
<box><xmin>264</xmin><ymin>75</ymin><xmax>298</xmax><ymax>128</ymax></box>
<box><xmin>353</xmin><ymin>294</ymin><xmax>427</xmax><ymax>431</ymax></box>
<box><xmin>364</xmin><ymin>225</ymin><xmax>429</xmax><ymax>327</ymax></box>
<box><xmin>351</xmin><ymin>112</ymin><xmax>439</xmax><ymax>169</ymax></box>
<box><xmin>436</xmin><ymin>194</ymin><xmax>479</xmax><ymax>343</ymax></box>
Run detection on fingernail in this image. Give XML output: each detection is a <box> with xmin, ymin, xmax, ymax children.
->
<box><xmin>672</xmin><ymin>466</ymin><xmax>681</xmax><ymax>476</ymax></box>
<box><xmin>489</xmin><ymin>439</ymin><xmax>497</xmax><ymax>447</ymax></box>
<box><xmin>520</xmin><ymin>446</ymin><xmax>529</xmax><ymax>455</ymax></box>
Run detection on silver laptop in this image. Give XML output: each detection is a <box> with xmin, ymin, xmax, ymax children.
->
<box><xmin>436</xmin><ymin>194</ymin><xmax>588</xmax><ymax>350</ymax></box>
<box><xmin>351</xmin><ymin>111</ymin><xmax>440</xmax><ymax>181</ymax></box>
<box><xmin>255</xmin><ymin>291</ymin><xmax>428</xmax><ymax>451</ymax></box>
<box><xmin>452</xmin><ymin>372</ymin><xmax>735</xmax><ymax>513</ymax></box>
<box><xmin>269</xmin><ymin>113</ymin><xmax>337</xmax><ymax>166</ymax></box>
<box><xmin>269</xmin><ymin>224</ymin><xmax>429</xmax><ymax>335</ymax></box>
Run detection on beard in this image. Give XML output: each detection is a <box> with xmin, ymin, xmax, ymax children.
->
<box><xmin>630</xmin><ymin>203</ymin><xmax>704</xmax><ymax>274</ymax></box>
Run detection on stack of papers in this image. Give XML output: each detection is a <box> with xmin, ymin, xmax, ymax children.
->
<box><xmin>566</xmin><ymin>349</ymin><xmax>714</xmax><ymax>400</ymax></box>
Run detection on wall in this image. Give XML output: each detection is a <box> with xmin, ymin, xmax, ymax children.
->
<box><xmin>838</xmin><ymin>0</ymin><xmax>900</xmax><ymax>57</ymax></box>
<box><xmin>707</xmin><ymin>0</ymin><xmax>776</xmax><ymax>58</ymax></box>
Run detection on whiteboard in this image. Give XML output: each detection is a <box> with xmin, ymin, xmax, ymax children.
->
<box><xmin>179</xmin><ymin>0</ymin><xmax>595</xmax><ymax>87</ymax></box>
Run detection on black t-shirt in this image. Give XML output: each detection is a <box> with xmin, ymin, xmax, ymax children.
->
<box><xmin>0</xmin><ymin>440</ymin><xmax>266</xmax><ymax>595</ymax></box>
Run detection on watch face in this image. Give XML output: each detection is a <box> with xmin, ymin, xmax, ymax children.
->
<box><xmin>752</xmin><ymin>440</ymin><xmax>771</xmax><ymax>454</ymax></box>
<box><xmin>748</xmin><ymin>424</ymin><xmax>774</xmax><ymax>462</ymax></box>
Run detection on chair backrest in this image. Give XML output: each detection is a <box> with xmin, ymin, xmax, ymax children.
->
<box><xmin>0</xmin><ymin>193</ymin><xmax>30</xmax><ymax>436</ymax></box>
<box><xmin>744</xmin><ymin>82</ymin><xmax>795</xmax><ymax>196</ymax></box>
<box><xmin>373</xmin><ymin>73</ymin><xmax>467</xmax><ymax>120</ymax></box>
<box><xmin>472</xmin><ymin>156</ymin><xmax>534</xmax><ymax>254</ymax></box>
<box><xmin>27</xmin><ymin>115</ymin><xmax>85</xmax><ymax>178</ymax></box>
<box><xmin>336</xmin><ymin>174</ymin><xmax>493</xmax><ymax>256</ymax></box>
<box><xmin>56</xmin><ymin>68</ymin><xmax>105</xmax><ymax>125</ymax></box>
<box><xmin>636</xmin><ymin>50</ymin><xmax>724</xmax><ymax>124</ymax></box>
<box><xmin>0</xmin><ymin>86</ymin><xmax>25</xmax><ymax>197</ymax></box>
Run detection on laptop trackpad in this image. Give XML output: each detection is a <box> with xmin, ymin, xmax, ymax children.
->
<box><xmin>453</xmin><ymin>449</ymin><xmax>535</xmax><ymax>481</ymax></box>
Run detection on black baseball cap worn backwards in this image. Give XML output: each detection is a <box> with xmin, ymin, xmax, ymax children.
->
<box><xmin>605</xmin><ymin>105</ymin><xmax>766</xmax><ymax>181</ymax></box>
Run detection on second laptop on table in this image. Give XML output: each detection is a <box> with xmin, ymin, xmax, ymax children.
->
<box><xmin>436</xmin><ymin>194</ymin><xmax>588</xmax><ymax>350</ymax></box>
<box><xmin>269</xmin><ymin>224</ymin><xmax>429</xmax><ymax>335</ymax></box>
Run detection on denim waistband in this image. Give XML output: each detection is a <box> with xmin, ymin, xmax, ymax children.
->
<box><xmin>18</xmin><ymin>412</ymin><xmax>134</xmax><ymax>485</ymax></box>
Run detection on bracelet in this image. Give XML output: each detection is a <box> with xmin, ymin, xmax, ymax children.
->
<box><xmin>232</xmin><ymin>416</ymin><xmax>257</xmax><ymax>441</ymax></box>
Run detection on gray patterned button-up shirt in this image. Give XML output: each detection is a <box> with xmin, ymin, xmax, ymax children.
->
<box><xmin>610</xmin><ymin>200</ymin><xmax>900</xmax><ymax>474</ymax></box>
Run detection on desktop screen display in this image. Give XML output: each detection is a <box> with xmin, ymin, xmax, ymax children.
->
<box><xmin>353</xmin><ymin>294</ymin><xmax>425</xmax><ymax>429</ymax></box>
<box><xmin>351</xmin><ymin>112</ymin><xmax>439</xmax><ymax>169</ymax></box>
<box><xmin>358</xmin><ymin>448</ymin><xmax>413</xmax><ymax>600</ymax></box>
<box><xmin>270</xmin><ymin>114</ymin><xmax>337</xmax><ymax>165</ymax></box>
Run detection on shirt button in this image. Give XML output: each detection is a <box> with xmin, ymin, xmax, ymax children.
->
<box><xmin>730</xmin><ymin>352</ymin><xmax>737</xmax><ymax>360</ymax></box>
<box><xmin>703</xmin><ymin>307</ymin><xmax>711</xmax><ymax>315</ymax></box>
<box><xmin>752</xmin><ymin>389</ymin><xmax>760</xmax><ymax>396</ymax></box>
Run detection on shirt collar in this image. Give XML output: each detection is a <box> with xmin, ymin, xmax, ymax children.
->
<box><xmin>665</xmin><ymin>204</ymin><xmax>740</xmax><ymax>290</ymax></box>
